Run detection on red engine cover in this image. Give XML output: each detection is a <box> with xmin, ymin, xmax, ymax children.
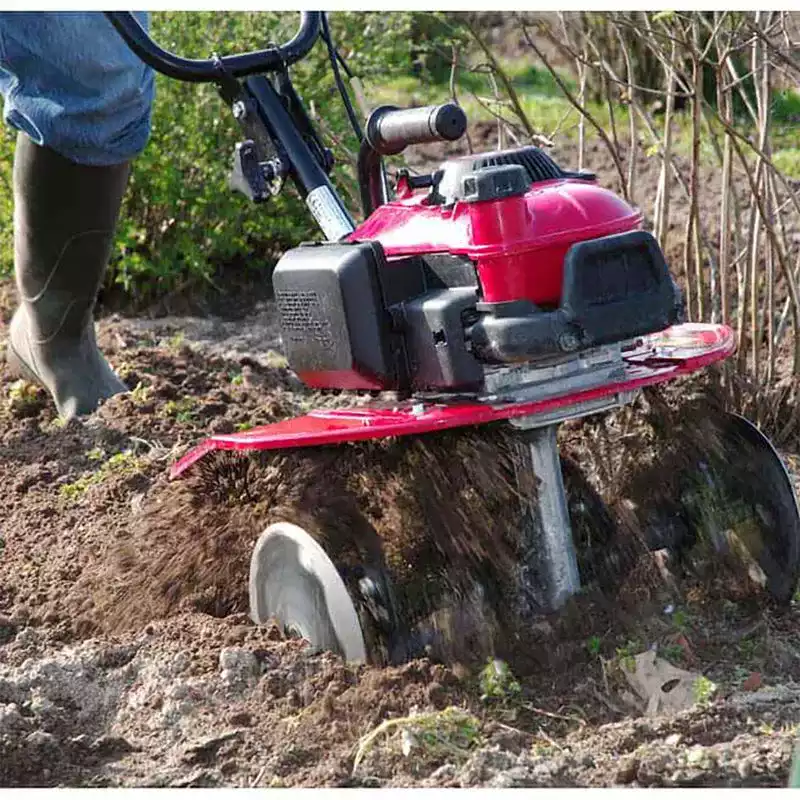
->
<box><xmin>349</xmin><ymin>177</ymin><xmax>642</xmax><ymax>307</ymax></box>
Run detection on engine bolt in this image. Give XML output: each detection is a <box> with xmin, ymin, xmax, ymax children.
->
<box><xmin>559</xmin><ymin>330</ymin><xmax>581</xmax><ymax>352</ymax></box>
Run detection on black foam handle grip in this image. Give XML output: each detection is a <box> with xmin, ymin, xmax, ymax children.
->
<box><xmin>366</xmin><ymin>103</ymin><xmax>467</xmax><ymax>156</ymax></box>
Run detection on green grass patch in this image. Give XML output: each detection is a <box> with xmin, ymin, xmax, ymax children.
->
<box><xmin>163</xmin><ymin>396</ymin><xmax>198</xmax><ymax>423</ymax></box>
<box><xmin>60</xmin><ymin>449</ymin><xmax>145</xmax><ymax>502</ymax></box>
<box><xmin>353</xmin><ymin>706</ymin><xmax>483</xmax><ymax>773</ymax></box>
<box><xmin>6</xmin><ymin>379</ymin><xmax>44</xmax><ymax>416</ymax></box>
<box><xmin>773</xmin><ymin>148</ymin><xmax>800</xmax><ymax>180</ymax></box>
<box><xmin>479</xmin><ymin>658</ymin><xmax>522</xmax><ymax>703</ymax></box>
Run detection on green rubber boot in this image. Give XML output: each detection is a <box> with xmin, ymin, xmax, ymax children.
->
<box><xmin>7</xmin><ymin>132</ymin><xmax>130</xmax><ymax>419</ymax></box>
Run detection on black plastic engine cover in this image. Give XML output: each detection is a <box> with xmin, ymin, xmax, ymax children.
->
<box><xmin>561</xmin><ymin>230</ymin><xmax>683</xmax><ymax>342</ymax></box>
<box><xmin>401</xmin><ymin>287</ymin><xmax>483</xmax><ymax>391</ymax></box>
<box><xmin>272</xmin><ymin>241</ymin><xmax>397</xmax><ymax>390</ymax></box>
<box><xmin>470</xmin><ymin>230</ymin><xmax>683</xmax><ymax>363</ymax></box>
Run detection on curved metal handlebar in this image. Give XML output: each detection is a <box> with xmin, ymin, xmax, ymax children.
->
<box><xmin>104</xmin><ymin>11</ymin><xmax>322</xmax><ymax>82</ymax></box>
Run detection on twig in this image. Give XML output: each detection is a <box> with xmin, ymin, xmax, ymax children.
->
<box><xmin>249</xmin><ymin>765</ymin><xmax>268</xmax><ymax>788</ymax></box>
<box><xmin>521</xmin><ymin>702</ymin><xmax>586</xmax><ymax>727</ymax></box>
<box><xmin>536</xmin><ymin>727</ymin><xmax>565</xmax><ymax>752</ymax></box>
<box><xmin>518</xmin><ymin>17</ymin><xmax>629</xmax><ymax>200</ymax></box>
<box><xmin>464</xmin><ymin>17</ymin><xmax>537</xmax><ymax>141</ymax></box>
<box><xmin>449</xmin><ymin>44</ymin><xmax>473</xmax><ymax>155</ymax></box>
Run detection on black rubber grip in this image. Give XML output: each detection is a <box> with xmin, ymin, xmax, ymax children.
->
<box><xmin>366</xmin><ymin>103</ymin><xmax>467</xmax><ymax>156</ymax></box>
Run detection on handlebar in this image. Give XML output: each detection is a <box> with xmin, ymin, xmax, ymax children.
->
<box><xmin>104</xmin><ymin>11</ymin><xmax>322</xmax><ymax>82</ymax></box>
<box><xmin>365</xmin><ymin>103</ymin><xmax>467</xmax><ymax>156</ymax></box>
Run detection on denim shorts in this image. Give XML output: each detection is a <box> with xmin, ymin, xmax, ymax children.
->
<box><xmin>0</xmin><ymin>11</ymin><xmax>155</xmax><ymax>165</ymax></box>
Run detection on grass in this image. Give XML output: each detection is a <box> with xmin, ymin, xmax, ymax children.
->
<box><xmin>352</xmin><ymin>706</ymin><xmax>483</xmax><ymax>774</ymax></box>
<box><xmin>479</xmin><ymin>658</ymin><xmax>522</xmax><ymax>703</ymax></box>
<box><xmin>163</xmin><ymin>397</ymin><xmax>199</xmax><ymax>424</ymax></box>
<box><xmin>6</xmin><ymin>379</ymin><xmax>44</xmax><ymax>415</ymax></box>
<box><xmin>692</xmin><ymin>675</ymin><xmax>718</xmax><ymax>706</ymax></box>
<box><xmin>773</xmin><ymin>148</ymin><xmax>800</xmax><ymax>180</ymax></box>
<box><xmin>60</xmin><ymin>449</ymin><xmax>145</xmax><ymax>502</ymax></box>
<box><xmin>614</xmin><ymin>639</ymin><xmax>642</xmax><ymax>673</ymax></box>
<box><xmin>586</xmin><ymin>635</ymin><xmax>602</xmax><ymax>657</ymax></box>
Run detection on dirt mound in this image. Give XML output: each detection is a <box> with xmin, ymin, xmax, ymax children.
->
<box><xmin>2</xmin><ymin>604</ymin><xmax>799</xmax><ymax>788</ymax></box>
<box><xmin>0</xmin><ymin>613</ymin><xmax>467</xmax><ymax>787</ymax></box>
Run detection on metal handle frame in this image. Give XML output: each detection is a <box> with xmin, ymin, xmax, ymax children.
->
<box><xmin>106</xmin><ymin>10</ymin><xmax>355</xmax><ymax>239</ymax></box>
<box><xmin>103</xmin><ymin>11</ymin><xmax>322</xmax><ymax>82</ymax></box>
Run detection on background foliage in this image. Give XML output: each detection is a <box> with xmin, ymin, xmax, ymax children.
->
<box><xmin>0</xmin><ymin>10</ymin><xmax>798</xmax><ymax>328</ymax></box>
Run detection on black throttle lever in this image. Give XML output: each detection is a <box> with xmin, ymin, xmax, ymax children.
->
<box><xmin>366</xmin><ymin>103</ymin><xmax>467</xmax><ymax>156</ymax></box>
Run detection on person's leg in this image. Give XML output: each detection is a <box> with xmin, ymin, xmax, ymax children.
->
<box><xmin>0</xmin><ymin>11</ymin><xmax>155</xmax><ymax>417</ymax></box>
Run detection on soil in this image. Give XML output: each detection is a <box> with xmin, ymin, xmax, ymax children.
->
<box><xmin>2</xmin><ymin>96</ymin><xmax>800</xmax><ymax>788</ymax></box>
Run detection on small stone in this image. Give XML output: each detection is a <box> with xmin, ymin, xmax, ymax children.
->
<box><xmin>686</xmin><ymin>747</ymin><xmax>706</xmax><ymax>766</ymax></box>
<box><xmin>665</xmin><ymin>733</ymin><xmax>682</xmax><ymax>746</ymax></box>
<box><xmin>615</xmin><ymin>757</ymin><xmax>639</xmax><ymax>784</ymax></box>
<box><xmin>167</xmin><ymin>683</ymin><xmax>189</xmax><ymax>701</ymax></box>
<box><xmin>91</xmin><ymin>735</ymin><xmax>135</xmax><ymax>755</ymax></box>
<box><xmin>737</xmin><ymin>759</ymin><xmax>753</xmax><ymax>780</ymax></box>
<box><xmin>209</xmin><ymin>419</ymin><xmax>235</xmax><ymax>435</ymax></box>
<box><xmin>219</xmin><ymin>647</ymin><xmax>259</xmax><ymax>685</ymax></box>
<box><xmin>26</xmin><ymin>730</ymin><xmax>57</xmax><ymax>749</ymax></box>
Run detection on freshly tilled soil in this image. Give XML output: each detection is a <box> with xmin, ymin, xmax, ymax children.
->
<box><xmin>0</xmin><ymin>301</ymin><xmax>798</xmax><ymax>787</ymax></box>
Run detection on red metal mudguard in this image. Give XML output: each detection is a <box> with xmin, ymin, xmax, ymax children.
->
<box><xmin>171</xmin><ymin>323</ymin><xmax>734</xmax><ymax>479</ymax></box>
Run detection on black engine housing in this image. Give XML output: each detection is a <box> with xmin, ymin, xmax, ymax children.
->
<box><xmin>272</xmin><ymin>231</ymin><xmax>683</xmax><ymax>393</ymax></box>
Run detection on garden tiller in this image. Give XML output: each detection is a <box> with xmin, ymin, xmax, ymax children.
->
<box><xmin>107</xmin><ymin>11</ymin><xmax>800</xmax><ymax>664</ymax></box>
